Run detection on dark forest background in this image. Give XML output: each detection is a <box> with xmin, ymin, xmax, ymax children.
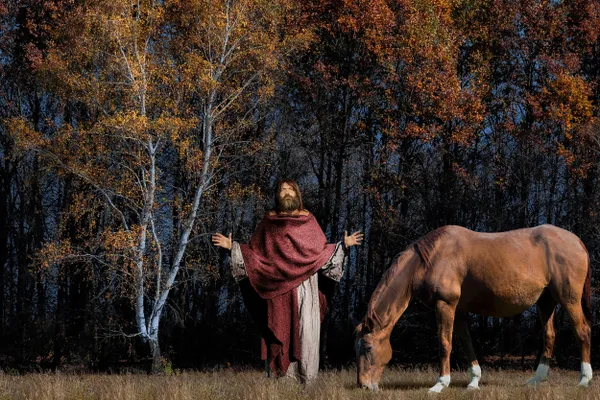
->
<box><xmin>1</xmin><ymin>0</ymin><xmax>600</xmax><ymax>373</ymax></box>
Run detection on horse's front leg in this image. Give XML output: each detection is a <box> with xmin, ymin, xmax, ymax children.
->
<box><xmin>429</xmin><ymin>300</ymin><xmax>457</xmax><ymax>393</ymax></box>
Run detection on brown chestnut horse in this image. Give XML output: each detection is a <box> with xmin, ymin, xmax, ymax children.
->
<box><xmin>354</xmin><ymin>224</ymin><xmax>592</xmax><ymax>392</ymax></box>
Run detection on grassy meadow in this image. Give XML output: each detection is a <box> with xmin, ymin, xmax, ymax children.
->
<box><xmin>0</xmin><ymin>366</ymin><xmax>597</xmax><ymax>400</ymax></box>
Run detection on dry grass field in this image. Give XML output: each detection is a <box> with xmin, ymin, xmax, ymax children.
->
<box><xmin>0</xmin><ymin>366</ymin><xmax>598</xmax><ymax>400</ymax></box>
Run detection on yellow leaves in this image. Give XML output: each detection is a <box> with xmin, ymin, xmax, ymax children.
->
<box><xmin>3</xmin><ymin>117</ymin><xmax>48</xmax><ymax>155</ymax></box>
<box><xmin>403</xmin><ymin>0</ymin><xmax>458</xmax><ymax>56</ymax></box>
<box><xmin>102</xmin><ymin>228</ymin><xmax>138</xmax><ymax>254</ymax></box>
<box><xmin>37</xmin><ymin>240</ymin><xmax>74</xmax><ymax>270</ymax></box>
<box><xmin>184</xmin><ymin>147</ymin><xmax>205</xmax><ymax>176</ymax></box>
<box><xmin>62</xmin><ymin>191</ymin><xmax>98</xmax><ymax>232</ymax></box>
<box><xmin>158</xmin><ymin>115</ymin><xmax>198</xmax><ymax>139</ymax></box>
<box><xmin>256</xmin><ymin>81</ymin><xmax>275</xmax><ymax>99</ymax></box>
<box><xmin>180</xmin><ymin>52</ymin><xmax>218</xmax><ymax>94</ymax></box>
<box><xmin>388</xmin><ymin>0</ymin><xmax>488</xmax><ymax>150</ymax></box>
<box><xmin>532</xmin><ymin>72</ymin><xmax>596</xmax><ymax>179</ymax></box>
<box><xmin>535</xmin><ymin>72</ymin><xmax>594</xmax><ymax>178</ymax></box>
<box><xmin>101</xmin><ymin>111</ymin><xmax>149</xmax><ymax>135</ymax></box>
<box><xmin>104</xmin><ymin>0</ymin><xmax>163</xmax><ymax>41</ymax></box>
<box><xmin>225</xmin><ymin>182</ymin><xmax>261</xmax><ymax>202</ymax></box>
<box><xmin>542</xmin><ymin>72</ymin><xmax>593</xmax><ymax>132</ymax></box>
<box><xmin>405</xmin><ymin>122</ymin><xmax>437</xmax><ymax>143</ymax></box>
<box><xmin>450</xmin><ymin>126</ymin><xmax>475</xmax><ymax>147</ymax></box>
<box><xmin>556</xmin><ymin>143</ymin><xmax>575</xmax><ymax>166</ymax></box>
<box><xmin>170</xmin><ymin>0</ymin><xmax>285</xmax><ymax>111</ymax></box>
<box><xmin>96</xmin><ymin>112</ymin><xmax>199</xmax><ymax>185</ymax></box>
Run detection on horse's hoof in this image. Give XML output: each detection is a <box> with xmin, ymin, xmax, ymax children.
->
<box><xmin>577</xmin><ymin>380</ymin><xmax>591</xmax><ymax>387</ymax></box>
<box><xmin>466</xmin><ymin>384</ymin><xmax>480</xmax><ymax>390</ymax></box>
<box><xmin>428</xmin><ymin>383</ymin><xmax>447</xmax><ymax>393</ymax></box>
<box><xmin>525</xmin><ymin>377</ymin><xmax>545</xmax><ymax>386</ymax></box>
<box><xmin>428</xmin><ymin>375</ymin><xmax>450</xmax><ymax>393</ymax></box>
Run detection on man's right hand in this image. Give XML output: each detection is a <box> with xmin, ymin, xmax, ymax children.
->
<box><xmin>212</xmin><ymin>232</ymin><xmax>232</xmax><ymax>250</ymax></box>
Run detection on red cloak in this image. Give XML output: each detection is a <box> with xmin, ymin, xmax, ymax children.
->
<box><xmin>238</xmin><ymin>211</ymin><xmax>337</xmax><ymax>375</ymax></box>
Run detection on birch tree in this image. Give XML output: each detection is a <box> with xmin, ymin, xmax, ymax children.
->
<box><xmin>8</xmin><ymin>0</ymin><xmax>286</xmax><ymax>372</ymax></box>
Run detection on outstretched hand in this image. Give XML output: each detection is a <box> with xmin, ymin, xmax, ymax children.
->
<box><xmin>344</xmin><ymin>230</ymin><xmax>364</xmax><ymax>248</ymax></box>
<box><xmin>212</xmin><ymin>232</ymin><xmax>232</xmax><ymax>250</ymax></box>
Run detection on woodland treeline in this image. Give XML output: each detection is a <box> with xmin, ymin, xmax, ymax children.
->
<box><xmin>1</xmin><ymin>0</ymin><xmax>600</xmax><ymax>373</ymax></box>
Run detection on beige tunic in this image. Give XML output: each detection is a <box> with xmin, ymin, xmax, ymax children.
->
<box><xmin>231</xmin><ymin>240</ymin><xmax>346</xmax><ymax>383</ymax></box>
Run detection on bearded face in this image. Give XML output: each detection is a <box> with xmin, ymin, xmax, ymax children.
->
<box><xmin>276</xmin><ymin>182</ymin><xmax>301</xmax><ymax>212</ymax></box>
<box><xmin>278</xmin><ymin>192</ymin><xmax>300</xmax><ymax>212</ymax></box>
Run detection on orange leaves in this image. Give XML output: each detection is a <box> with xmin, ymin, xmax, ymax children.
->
<box><xmin>179</xmin><ymin>52</ymin><xmax>218</xmax><ymax>95</ymax></box>
<box><xmin>531</xmin><ymin>71</ymin><xmax>595</xmax><ymax>177</ymax></box>
<box><xmin>405</xmin><ymin>122</ymin><xmax>436</xmax><ymax>143</ymax></box>
<box><xmin>556</xmin><ymin>143</ymin><xmax>576</xmax><ymax>168</ymax></box>
<box><xmin>304</xmin><ymin>0</ymin><xmax>396</xmax><ymax>63</ymax></box>
<box><xmin>167</xmin><ymin>0</ymin><xmax>286</xmax><ymax>157</ymax></box>
<box><xmin>182</xmin><ymin>146</ymin><xmax>205</xmax><ymax>177</ymax></box>
<box><xmin>389</xmin><ymin>0</ymin><xmax>486</xmax><ymax>148</ymax></box>
<box><xmin>158</xmin><ymin>115</ymin><xmax>198</xmax><ymax>141</ymax></box>
<box><xmin>101</xmin><ymin>227</ymin><xmax>138</xmax><ymax>255</ymax></box>
<box><xmin>4</xmin><ymin>117</ymin><xmax>48</xmax><ymax>155</ymax></box>
<box><xmin>449</xmin><ymin>126</ymin><xmax>476</xmax><ymax>147</ymax></box>
<box><xmin>38</xmin><ymin>0</ymin><xmax>170</xmax><ymax>112</ymax></box>
<box><xmin>225</xmin><ymin>182</ymin><xmax>263</xmax><ymax>203</ymax></box>
<box><xmin>540</xmin><ymin>73</ymin><xmax>593</xmax><ymax>133</ymax></box>
<box><xmin>400</xmin><ymin>0</ymin><xmax>458</xmax><ymax>58</ymax></box>
<box><xmin>61</xmin><ymin>191</ymin><xmax>99</xmax><ymax>234</ymax></box>
<box><xmin>25</xmin><ymin>0</ymin><xmax>283</xmax><ymax>264</ymax></box>
<box><xmin>335</xmin><ymin>0</ymin><xmax>395</xmax><ymax>48</ymax></box>
<box><xmin>101</xmin><ymin>111</ymin><xmax>149</xmax><ymax>136</ymax></box>
<box><xmin>37</xmin><ymin>240</ymin><xmax>74</xmax><ymax>270</ymax></box>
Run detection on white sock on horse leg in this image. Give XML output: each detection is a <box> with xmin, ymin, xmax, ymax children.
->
<box><xmin>429</xmin><ymin>375</ymin><xmax>450</xmax><ymax>393</ymax></box>
<box><xmin>525</xmin><ymin>363</ymin><xmax>549</xmax><ymax>385</ymax></box>
<box><xmin>467</xmin><ymin>365</ymin><xmax>481</xmax><ymax>389</ymax></box>
<box><xmin>579</xmin><ymin>362</ymin><xmax>592</xmax><ymax>386</ymax></box>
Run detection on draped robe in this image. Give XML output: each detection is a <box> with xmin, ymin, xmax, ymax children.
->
<box><xmin>230</xmin><ymin>211</ymin><xmax>346</xmax><ymax>382</ymax></box>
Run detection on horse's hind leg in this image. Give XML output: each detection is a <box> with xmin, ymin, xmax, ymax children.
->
<box><xmin>562</xmin><ymin>302</ymin><xmax>592</xmax><ymax>386</ymax></box>
<box><xmin>454</xmin><ymin>314</ymin><xmax>481</xmax><ymax>389</ymax></box>
<box><xmin>526</xmin><ymin>292</ymin><xmax>557</xmax><ymax>385</ymax></box>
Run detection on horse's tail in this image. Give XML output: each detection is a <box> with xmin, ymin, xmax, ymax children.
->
<box><xmin>580</xmin><ymin>239</ymin><xmax>593</xmax><ymax>325</ymax></box>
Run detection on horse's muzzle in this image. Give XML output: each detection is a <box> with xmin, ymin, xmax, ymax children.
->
<box><xmin>361</xmin><ymin>383</ymin><xmax>379</xmax><ymax>391</ymax></box>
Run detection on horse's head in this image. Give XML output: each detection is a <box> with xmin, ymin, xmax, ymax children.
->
<box><xmin>353</xmin><ymin>314</ymin><xmax>392</xmax><ymax>391</ymax></box>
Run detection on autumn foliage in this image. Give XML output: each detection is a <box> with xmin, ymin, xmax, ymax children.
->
<box><xmin>1</xmin><ymin>0</ymin><xmax>600</xmax><ymax>372</ymax></box>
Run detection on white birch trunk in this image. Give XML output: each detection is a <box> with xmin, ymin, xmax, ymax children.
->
<box><xmin>113</xmin><ymin>0</ymin><xmax>260</xmax><ymax>373</ymax></box>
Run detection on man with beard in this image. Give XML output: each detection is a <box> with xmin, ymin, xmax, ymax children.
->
<box><xmin>212</xmin><ymin>179</ymin><xmax>363</xmax><ymax>383</ymax></box>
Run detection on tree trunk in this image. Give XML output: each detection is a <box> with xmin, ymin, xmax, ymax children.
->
<box><xmin>149</xmin><ymin>337</ymin><xmax>162</xmax><ymax>374</ymax></box>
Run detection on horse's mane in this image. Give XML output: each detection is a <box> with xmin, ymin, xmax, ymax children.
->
<box><xmin>367</xmin><ymin>250</ymin><xmax>413</xmax><ymax>311</ymax></box>
<box><xmin>413</xmin><ymin>226</ymin><xmax>449</xmax><ymax>269</ymax></box>
<box><xmin>362</xmin><ymin>227</ymin><xmax>450</xmax><ymax>331</ymax></box>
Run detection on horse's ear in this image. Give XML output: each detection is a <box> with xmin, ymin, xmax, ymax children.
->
<box><xmin>364</xmin><ymin>315</ymin><xmax>375</xmax><ymax>332</ymax></box>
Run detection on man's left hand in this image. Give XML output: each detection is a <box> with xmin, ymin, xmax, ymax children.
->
<box><xmin>344</xmin><ymin>230</ymin><xmax>364</xmax><ymax>248</ymax></box>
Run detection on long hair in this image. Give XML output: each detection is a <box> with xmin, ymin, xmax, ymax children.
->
<box><xmin>274</xmin><ymin>179</ymin><xmax>305</xmax><ymax>212</ymax></box>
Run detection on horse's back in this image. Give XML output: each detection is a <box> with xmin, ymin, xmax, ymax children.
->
<box><xmin>421</xmin><ymin>224</ymin><xmax>588</xmax><ymax>316</ymax></box>
<box><xmin>456</xmin><ymin>224</ymin><xmax>586</xmax><ymax>271</ymax></box>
